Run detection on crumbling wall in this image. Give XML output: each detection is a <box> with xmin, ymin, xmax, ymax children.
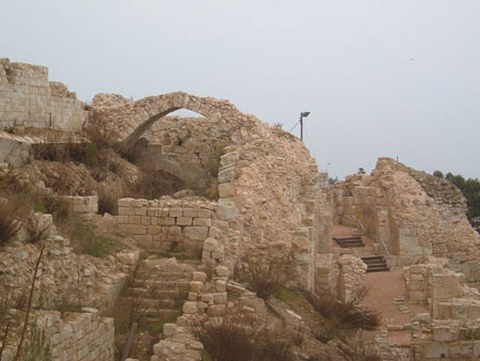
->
<box><xmin>59</xmin><ymin>195</ymin><xmax>98</xmax><ymax>220</ymax></box>
<box><xmin>0</xmin><ymin>59</ymin><xmax>87</xmax><ymax>130</ymax></box>
<box><xmin>0</xmin><ymin>235</ymin><xmax>130</xmax><ymax>314</ymax></box>
<box><xmin>413</xmin><ymin>322</ymin><xmax>480</xmax><ymax>360</ymax></box>
<box><xmin>220</xmin><ymin>134</ymin><xmax>324</xmax><ymax>290</ymax></box>
<box><xmin>117</xmin><ymin>197</ymin><xmax>240</xmax><ymax>267</ymax></box>
<box><xmin>337</xmin><ymin>254</ymin><xmax>367</xmax><ymax>303</ymax></box>
<box><xmin>405</xmin><ymin>258</ymin><xmax>480</xmax><ymax>321</ymax></box>
<box><xmin>330</xmin><ymin>158</ymin><xmax>480</xmax><ymax>272</ymax></box>
<box><xmin>134</xmin><ymin>115</ymin><xmax>229</xmax><ymax>189</ymax></box>
<box><xmin>1</xmin><ymin>309</ymin><xmax>114</xmax><ymax>361</ymax></box>
<box><xmin>93</xmin><ymin>90</ymin><xmax>332</xmax><ymax>291</ymax></box>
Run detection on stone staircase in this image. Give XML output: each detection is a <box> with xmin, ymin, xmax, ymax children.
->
<box><xmin>361</xmin><ymin>255</ymin><xmax>390</xmax><ymax>273</ymax></box>
<box><xmin>118</xmin><ymin>258</ymin><xmax>197</xmax><ymax>360</ymax></box>
<box><xmin>333</xmin><ymin>235</ymin><xmax>364</xmax><ymax>248</ymax></box>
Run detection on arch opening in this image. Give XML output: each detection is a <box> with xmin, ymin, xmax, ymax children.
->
<box><xmin>120</xmin><ymin>108</ymin><xmax>225</xmax><ymax>200</ymax></box>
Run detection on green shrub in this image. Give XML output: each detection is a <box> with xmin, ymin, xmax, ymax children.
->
<box><xmin>61</xmin><ymin>220</ymin><xmax>118</xmax><ymax>258</ymax></box>
<box><xmin>86</xmin><ymin>143</ymin><xmax>100</xmax><ymax>167</ymax></box>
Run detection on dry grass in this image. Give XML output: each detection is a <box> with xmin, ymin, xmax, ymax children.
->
<box><xmin>195</xmin><ymin>317</ymin><xmax>294</xmax><ymax>361</ymax></box>
<box><xmin>24</xmin><ymin>215</ymin><xmax>51</xmax><ymax>244</ymax></box>
<box><xmin>306</xmin><ymin>292</ymin><xmax>380</xmax><ymax>342</ymax></box>
<box><xmin>339</xmin><ymin>340</ymin><xmax>383</xmax><ymax>361</ymax></box>
<box><xmin>97</xmin><ymin>187</ymin><xmax>119</xmax><ymax>215</ymax></box>
<box><xmin>0</xmin><ymin>199</ymin><xmax>22</xmax><ymax>246</ymax></box>
<box><xmin>236</xmin><ymin>256</ymin><xmax>289</xmax><ymax>300</ymax></box>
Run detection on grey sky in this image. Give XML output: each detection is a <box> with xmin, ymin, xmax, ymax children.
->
<box><xmin>1</xmin><ymin>0</ymin><xmax>479</xmax><ymax>179</ymax></box>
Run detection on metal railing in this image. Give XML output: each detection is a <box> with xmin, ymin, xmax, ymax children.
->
<box><xmin>344</xmin><ymin>215</ymin><xmax>365</xmax><ymax>236</ymax></box>
<box><xmin>379</xmin><ymin>236</ymin><xmax>391</xmax><ymax>255</ymax></box>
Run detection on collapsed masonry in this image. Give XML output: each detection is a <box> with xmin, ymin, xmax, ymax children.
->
<box><xmin>1</xmin><ymin>59</ymin><xmax>479</xmax><ymax>361</ymax></box>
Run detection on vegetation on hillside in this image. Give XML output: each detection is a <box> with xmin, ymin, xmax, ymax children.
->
<box><xmin>433</xmin><ymin>170</ymin><xmax>480</xmax><ymax>230</ymax></box>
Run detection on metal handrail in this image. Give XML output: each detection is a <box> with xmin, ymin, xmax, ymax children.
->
<box><xmin>345</xmin><ymin>215</ymin><xmax>365</xmax><ymax>236</ymax></box>
<box><xmin>379</xmin><ymin>236</ymin><xmax>391</xmax><ymax>255</ymax></box>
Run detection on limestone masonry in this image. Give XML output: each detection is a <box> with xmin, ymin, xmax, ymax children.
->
<box><xmin>0</xmin><ymin>58</ymin><xmax>88</xmax><ymax>130</ymax></box>
<box><xmin>1</xmin><ymin>59</ymin><xmax>479</xmax><ymax>361</ymax></box>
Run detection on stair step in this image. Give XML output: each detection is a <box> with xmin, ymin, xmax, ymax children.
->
<box><xmin>361</xmin><ymin>255</ymin><xmax>389</xmax><ymax>273</ymax></box>
<box><xmin>333</xmin><ymin>235</ymin><xmax>362</xmax><ymax>241</ymax></box>
<box><xmin>333</xmin><ymin>236</ymin><xmax>365</xmax><ymax>248</ymax></box>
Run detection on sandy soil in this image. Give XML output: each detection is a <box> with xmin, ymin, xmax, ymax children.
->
<box><xmin>362</xmin><ymin>267</ymin><xmax>429</xmax><ymax>345</ymax></box>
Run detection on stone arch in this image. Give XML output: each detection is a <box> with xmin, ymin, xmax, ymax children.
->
<box><xmin>89</xmin><ymin>91</ymin><xmax>248</xmax><ymax>151</ymax></box>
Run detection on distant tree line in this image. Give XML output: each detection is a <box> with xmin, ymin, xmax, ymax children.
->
<box><xmin>433</xmin><ymin>170</ymin><xmax>480</xmax><ymax>231</ymax></box>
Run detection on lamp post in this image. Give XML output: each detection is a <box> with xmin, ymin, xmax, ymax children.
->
<box><xmin>299</xmin><ymin>111</ymin><xmax>310</xmax><ymax>141</ymax></box>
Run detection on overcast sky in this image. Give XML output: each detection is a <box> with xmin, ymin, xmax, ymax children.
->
<box><xmin>1</xmin><ymin>0</ymin><xmax>479</xmax><ymax>179</ymax></box>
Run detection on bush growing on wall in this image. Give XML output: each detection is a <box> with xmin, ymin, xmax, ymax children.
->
<box><xmin>0</xmin><ymin>200</ymin><xmax>20</xmax><ymax>246</ymax></box>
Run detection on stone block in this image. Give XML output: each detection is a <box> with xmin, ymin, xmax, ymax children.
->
<box><xmin>218</xmin><ymin>183</ymin><xmax>236</xmax><ymax>198</ymax></box>
<box><xmin>159</xmin><ymin>217</ymin><xmax>175</xmax><ymax>226</ymax></box>
<box><xmin>422</xmin><ymin>342</ymin><xmax>449</xmax><ymax>358</ymax></box>
<box><xmin>215</xmin><ymin>280</ymin><xmax>227</xmax><ymax>292</ymax></box>
<box><xmin>169</xmin><ymin>208</ymin><xmax>183</xmax><ymax>217</ymax></box>
<box><xmin>433</xmin><ymin>326</ymin><xmax>458</xmax><ymax>342</ymax></box>
<box><xmin>183</xmin><ymin>226</ymin><xmax>209</xmax><ymax>240</ymax></box>
<box><xmin>203</xmin><ymin>237</ymin><xmax>218</xmax><ymax>252</ymax></box>
<box><xmin>177</xmin><ymin>217</ymin><xmax>192</xmax><ymax>226</ymax></box>
<box><xmin>118</xmin><ymin>224</ymin><xmax>146</xmax><ymax>235</ymax></box>
<box><xmin>193</xmin><ymin>218</ymin><xmax>212</xmax><ymax>226</ymax></box>
<box><xmin>449</xmin><ymin>341</ymin><xmax>473</xmax><ymax>358</ymax></box>
<box><xmin>208</xmin><ymin>305</ymin><xmax>226</xmax><ymax>316</ymax></box>
<box><xmin>215</xmin><ymin>265</ymin><xmax>229</xmax><ymax>277</ymax></box>
<box><xmin>220</xmin><ymin>152</ymin><xmax>239</xmax><ymax>167</ymax></box>
<box><xmin>182</xmin><ymin>301</ymin><xmax>198</xmax><ymax>314</ymax></box>
<box><xmin>182</xmin><ymin>209</ymin><xmax>197</xmax><ymax>217</ymax></box>
<box><xmin>117</xmin><ymin>215</ymin><xmax>128</xmax><ymax>224</ymax></box>
<box><xmin>147</xmin><ymin>226</ymin><xmax>163</xmax><ymax>235</ymax></box>
<box><xmin>201</xmin><ymin>294</ymin><xmax>214</xmax><ymax>303</ymax></box>
<box><xmin>190</xmin><ymin>281</ymin><xmax>204</xmax><ymax>293</ymax></box>
<box><xmin>218</xmin><ymin>166</ymin><xmax>236</xmax><ymax>183</ymax></box>
<box><xmin>192</xmin><ymin>272</ymin><xmax>207</xmax><ymax>282</ymax></box>
<box><xmin>212</xmin><ymin>252</ymin><xmax>224</xmax><ymax>260</ymax></box>
<box><xmin>197</xmin><ymin>210</ymin><xmax>213</xmax><ymax>218</ymax></box>
<box><xmin>213</xmin><ymin>292</ymin><xmax>227</xmax><ymax>304</ymax></box>
<box><xmin>409</xmin><ymin>291</ymin><xmax>426</xmax><ymax>302</ymax></box>
<box><xmin>128</xmin><ymin>215</ymin><xmax>141</xmax><ymax>224</ymax></box>
<box><xmin>134</xmin><ymin>207</ymin><xmax>147</xmax><ymax>216</ymax></box>
<box><xmin>216</xmin><ymin>204</ymin><xmax>238</xmax><ymax>220</ymax></box>
<box><xmin>118</xmin><ymin>207</ymin><xmax>134</xmax><ymax>216</ymax></box>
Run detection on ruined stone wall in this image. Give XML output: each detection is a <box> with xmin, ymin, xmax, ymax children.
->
<box><xmin>0</xmin><ymin>234</ymin><xmax>130</xmax><ymax>314</ymax></box>
<box><xmin>405</xmin><ymin>258</ymin><xmax>480</xmax><ymax>321</ymax></box>
<box><xmin>152</xmin><ymin>265</ymin><xmax>263</xmax><ymax>361</ymax></box>
<box><xmin>117</xmin><ymin>197</ymin><xmax>240</xmax><ymax>266</ymax></box>
<box><xmin>337</xmin><ymin>254</ymin><xmax>367</xmax><ymax>303</ymax></box>
<box><xmin>1</xmin><ymin>309</ymin><xmax>114</xmax><ymax>361</ymax></box>
<box><xmin>136</xmin><ymin>115</ymin><xmax>229</xmax><ymax>189</ymax></box>
<box><xmin>330</xmin><ymin>158</ymin><xmax>480</xmax><ymax>271</ymax></box>
<box><xmin>59</xmin><ymin>195</ymin><xmax>98</xmax><ymax>220</ymax></box>
<box><xmin>0</xmin><ymin>59</ymin><xmax>87</xmax><ymax>130</ymax></box>
<box><xmin>93</xmin><ymin>90</ymin><xmax>331</xmax><ymax>291</ymax></box>
<box><xmin>89</xmin><ymin>91</ymin><xmax>258</xmax><ymax>146</ymax></box>
<box><xmin>413</xmin><ymin>322</ymin><xmax>480</xmax><ymax>360</ymax></box>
